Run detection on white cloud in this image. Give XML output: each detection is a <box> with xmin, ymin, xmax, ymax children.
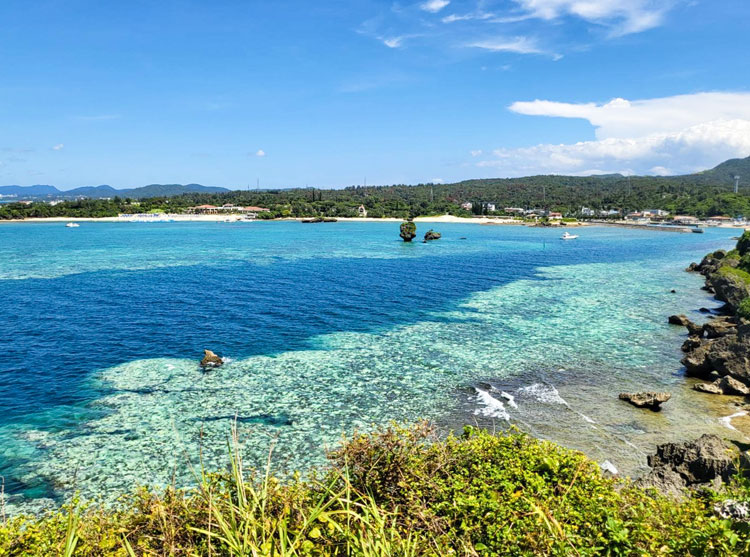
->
<box><xmin>509</xmin><ymin>92</ymin><xmax>750</xmax><ymax>139</ymax></box>
<box><xmin>255</xmin><ymin>149</ymin><xmax>266</xmax><ymax>157</ymax></box>
<box><xmin>420</xmin><ymin>0</ymin><xmax>450</xmax><ymax>13</ymax></box>
<box><xmin>52</xmin><ymin>144</ymin><xmax>64</xmax><ymax>151</ymax></box>
<box><xmin>383</xmin><ymin>36</ymin><xmax>404</xmax><ymax>48</ymax></box>
<box><xmin>512</xmin><ymin>0</ymin><xmax>673</xmax><ymax>35</ymax></box>
<box><xmin>430</xmin><ymin>177</ymin><xmax>445</xmax><ymax>183</ymax></box>
<box><xmin>470</xmin><ymin>149</ymin><xmax>483</xmax><ymax>157</ymax></box>
<box><xmin>476</xmin><ymin>92</ymin><xmax>750</xmax><ymax>176</ymax></box>
<box><xmin>468</xmin><ymin>36</ymin><xmax>557</xmax><ymax>57</ymax></box>
<box><xmin>476</xmin><ymin>119</ymin><xmax>750</xmax><ymax>177</ymax></box>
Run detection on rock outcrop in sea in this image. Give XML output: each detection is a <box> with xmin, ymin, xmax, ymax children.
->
<box><xmin>423</xmin><ymin>229</ymin><xmax>441</xmax><ymax>242</ymax></box>
<box><xmin>400</xmin><ymin>221</ymin><xmax>417</xmax><ymax>242</ymax></box>
<box><xmin>618</xmin><ymin>392</ymin><xmax>671</xmax><ymax>411</ymax></box>
<box><xmin>200</xmin><ymin>349</ymin><xmax>223</xmax><ymax>368</ymax></box>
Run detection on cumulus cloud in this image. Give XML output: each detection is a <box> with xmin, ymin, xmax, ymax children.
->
<box><xmin>52</xmin><ymin>144</ymin><xmax>64</xmax><ymax>151</ymax></box>
<box><xmin>509</xmin><ymin>92</ymin><xmax>750</xmax><ymax>139</ymax></box>
<box><xmin>476</xmin><ymin>92</ymin><xmax>750</xmax><ymax>176</ymax></box>
<box><xmin>255</xmin><ymin>149</ymin><xmax>266</xmax><ymax>157</ymax></box>
<box><xmin>421</xmin><ymin>0</ymin><xmax>450</xmax><ymax>13</ymax></box>
<box><xmin>512</xmin><ymin>0</ymin><xmax>673</xmax><ymax>35</ymax></box>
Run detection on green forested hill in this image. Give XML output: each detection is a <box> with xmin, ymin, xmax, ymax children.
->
<box><xmin>2</xmin><ymin>156</ymin><xmax>750</xmax><ymax>219</ymax></box>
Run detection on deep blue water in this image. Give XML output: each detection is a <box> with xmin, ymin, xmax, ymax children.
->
<box><xmin>0</xmin><ymin>221</ymin><xmax>740</xmax><ymax>511</ymax></box>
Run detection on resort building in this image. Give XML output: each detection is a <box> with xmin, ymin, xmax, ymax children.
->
<box><xmin>706</xmin><ymin>216</ymin><xmax>732</xmax><ymax>226</ymax></box>
<box><xmin>188</xmin><ymin>204</ymin><xmax>270</xmax><ymax>217</ymax></box>
<box><xmin>580</xmin><ymin>207</ymin><xmax>596</xmax><ymax>217</ymax></box>
<box><xmin>548</xmin><ymin>212</ymin><xmax>563</xmax><ymax>220</ymax></box>
<box><xmin>672</xmin><ymin>215</ymin><xmax>699</xmax><ymax>225</ymax></box>
<box><xmin>460</xmin><ymin>202</ymin><xmax>473</xmax><ymax>210</ymax></box>
<box><xmin>504</xmin><ymin>207</ymin><xmax>524</xmax><ymax>214</ymax></box>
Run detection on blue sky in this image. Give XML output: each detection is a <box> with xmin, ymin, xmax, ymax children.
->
<box><xmin>1</xmin><ymin>0</ymin><xmax>749</xmax><ymax>189</ymax></box>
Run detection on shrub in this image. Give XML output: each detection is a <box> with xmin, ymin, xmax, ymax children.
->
<box><xmin>738</xmin><ymin>298</ymin><xmax>750</xmax><ymax>320</ymax></box>
<box><xmin>2</xmin><ymin>425</ymin><xmax>750</xmax><ymax>556</ymax></box>
<box><xmin>737</xmin><ymin>230</ymin><xmax>750</xmax><ymax>256</ymax></box>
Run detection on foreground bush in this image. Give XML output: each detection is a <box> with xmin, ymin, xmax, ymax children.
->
<box><xmin>1</xmin><ymin>424</ymin><xmax>749</xmax><ymax>555</ymax></box>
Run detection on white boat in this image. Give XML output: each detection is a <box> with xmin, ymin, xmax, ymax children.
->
<box><xmin>65</xmin><ymin>222</ymin><xmax>80</xmax><ymax>228</ymax></box>
<box><xmin>561</xmin><ymin>231</ymin><xmax>578</xmax><ymax>240</ymax></box>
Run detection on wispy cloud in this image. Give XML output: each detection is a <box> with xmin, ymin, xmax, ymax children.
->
<box><xmin>468</xmin><ymin>36</ymin><xmax>559</xmax><ymax>58</ymax></box>
<box><xmin>512</xmin><ymin>0</ymin><xmax>675</xmax><ymax>36</ymax></box>
<box><xmin>255</xmin><ymin>149</ymin><xmax>266</xmax><ymax>157</ymax></box>
<box><xmin>52</xmin><ymin>143</ymin><xmax>64</xmax><ymax>151</ymax></box>
<box><xmin>420</xmin><ymin>0</ymin><xmax>450</xmax><ymax>13</ymax></box>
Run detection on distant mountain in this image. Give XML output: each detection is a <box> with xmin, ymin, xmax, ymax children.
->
<box><xmin>689</xmin><ymin>156</ymin><xmax>750</xmax><ymax>185</ymax></box>
<box><xmin>123</xmin><ymin>183</ymin><xmax>229</xmax><ymax>198</ymax></box>
<box><xmin>0</xmin><ymin>185</ymin><xmax>60</xmax><ymax>196</ymax></box>
<box><xmin>65</xmin><ymin>185</ymin><xmax>120</xmax><ymax>197</ymax></box>
<box><xmin>0</xmin><ymin>183</ymin><xmax>230</xmax><ymax>199</ymax></box>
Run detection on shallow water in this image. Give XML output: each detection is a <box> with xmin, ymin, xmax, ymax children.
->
<box><xmin>0</xmin><ymin>221</ymin><xmax>744</xmax><ymax>513</ymax></box>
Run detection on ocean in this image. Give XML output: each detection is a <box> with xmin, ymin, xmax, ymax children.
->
<box><xmin>0</xmin><ymin>220</ymin><xmax>741</xmax><ymax>513</ymax></box>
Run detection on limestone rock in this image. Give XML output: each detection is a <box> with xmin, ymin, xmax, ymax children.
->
<box><xmin>694</xmin><ymin>376</ymin><xmax>750</xmax><ymax>396</ymax></box>
<box><xmin>423</xmin><ymin>229</ymin><xmax>441</xmax><ymax>242</ymax></box>
<box><xmin>635</xmin><ymin>434</ymin><xmax>737</xmax><ymax>496</ymax></box>
<box><xmin>618</xmin><ymin>391</ymin><xmax>671</xmax><ymax>411</ymax></box>
<box><xmin>399</xmin><ymin>221</ymin><xmax>417</xmax><ymax>242</ymax></box>
<box><xmin>703</xmin><ymin>318</ymin><xmax>737</xmax><ymax>339</ymax></box>
<box><xmin>200</xmin><ymin>349</ymin><xmax>223</xmax><ymax>368</ymax></box>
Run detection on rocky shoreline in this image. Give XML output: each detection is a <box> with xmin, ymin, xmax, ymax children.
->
<box><xmin>634</xmin><ymin>233</ymin><xmax>750</xmax><ymax>497</ymax></box>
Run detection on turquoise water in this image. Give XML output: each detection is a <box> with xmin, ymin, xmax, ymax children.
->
<box><xmin>0</xmin><ymin>221</ymin><xmax>742</xmax><ymax>513</ymax></box>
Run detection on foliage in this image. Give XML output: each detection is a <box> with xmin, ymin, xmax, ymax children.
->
<box><xmin>737</xmin><ymin>298</ymin><xmax>750</xmax><ymax>321</ymax></box>
<box><xmin>2</xmin><ymin>424</ymin><xmax>750</xmax><ymax>556</ymax></box>
<box><xmin>4</xmin><ymin>156</ymin><xmax>750</xmax><ymax>220</ymax></box>
<box><xmin>737</xmin><ymin>231</ymin><xmax>750</xmax><ymax>257</ymax></box>
<box><xmin>716</xmin><ymin>265</ymin><xmax>750</xmax><ymax>286</ymax></box>
<box><xmin>399</xmin><ymin>221</ymin><xmax>416</xmax><ymax>242</ymax></box>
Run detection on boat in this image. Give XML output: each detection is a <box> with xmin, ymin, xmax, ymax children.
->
<box><xmin>65</xmin><ymin>222</ymin><xmax>80</xmax><ymax>228</ymax></box>
<box><xmin>691</xmin><ymin>227</ymin><xmax>704</xmax><ymax>234</ymax></box>
<box><xmin>560</xmin><ymin>231</ymin><xmax>578</xmax><ymax>240</ymax></box>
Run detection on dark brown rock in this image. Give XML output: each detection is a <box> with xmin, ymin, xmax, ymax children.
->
<box><xmin>635</xmin><ymin>434</ymin><xmax>738</xmax><ymax>496</ymax></box>
<box><xmin>200</xmin><ymin>349</ymin><xmax>223</xmax><ymax>368</ymax></box>
<box><xmin>704</xmin><ymin>318</ymin><xmax>737</xmax><ymax>339</ymax></box>
<box><xmin>681</xmin><ymin>336</ymin><xmax>703</xmax><ymax>352</ymax></box>
<box><xmin>618</xmin><ymin>391</ymin><xmax>671</xmax><ymax>411</ymax></box>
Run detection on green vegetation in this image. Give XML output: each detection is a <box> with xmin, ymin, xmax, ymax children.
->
<box><xmin>737</xmin><ymin>298</ymin><xmax>750</xmax><ymax>321</ymax></box>
<box><xmin>2</xmin><ymin>425</ymin><xmax>749</xmax><ymax>556</ymax></box>
<box><xmin>737</xmin><ymin>231</ymin><xmax>750</xmax><ymax>257</ymax></box>
<box><xmin>399</xmin><ymin>221</ymin><xmax>416</xmax><ymax>242</ymax></box>
<box><xmin>3</xmin><ymin>156</ymin><xmax>750</xmax><ymax>220</ymax></box>
<box><xmin>716</xmin><ymin>265</ymin><xmax>750</xmax><ymax>286</ymax></box>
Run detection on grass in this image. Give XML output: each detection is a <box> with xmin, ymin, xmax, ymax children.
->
<box><xmin>1</xmin><ymin>423</ymin><xmax>750</xmax><ymax>556</ymax></box>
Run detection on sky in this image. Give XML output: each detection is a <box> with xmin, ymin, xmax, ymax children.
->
<box><xmin>1</xmin><ymin>0</ymin><xmax>749</xmax><ymax>189</ymax></box>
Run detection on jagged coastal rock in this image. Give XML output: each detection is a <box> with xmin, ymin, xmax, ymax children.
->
<box><xmin>680</xmin><ymin>233</ymin><xmax>750</xmax><ymax>396</ymax></box>
<box><xmin>635</xmin><ymin>434</ymin><xmax>738</xmax><ymax>497</ymax></box>
<box><xmin>423</xmin><ymin>229</ymin><xmax>441</xmax><ymax>242</ymax></box>
<box><xmin>399</xmin><ymin>221</ymin><xmax>417</xmax><ymax>242</ymax></box>
<box><xmin>618</xmin><ymin>391</ymin><xmax>671</xmax><ymax>410</ymax></box>
<box><xmin>200</xmin><ymin>349</ymin><xmax>223</xmax><ymax>368</ymax></box>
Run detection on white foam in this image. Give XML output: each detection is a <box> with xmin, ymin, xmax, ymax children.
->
<box><xmin>500</xmin><ymin>391</ymin><xmax>518</xmax><ymax>409</ymax></box>
<box><xmin>600</xmin><ymin>460</ymin><xmax>618</xmax><ymax>475</ymax></box>
<box><xmin>719</xmin><ymin>411</ymin><xmax>748</xmax><ymax>431</ymax></box>
<box><xmin>518</xmin><ymin>383</ymin><xmax>567</xmax><ymax>406</ymax></box>
<box><xmin>474</xmin><ymin>388</ymin><xmax>510</xmax><ymax>420</ymax></box>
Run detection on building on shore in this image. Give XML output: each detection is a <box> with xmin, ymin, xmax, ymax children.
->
<box><xmin>357</xmin><ymin>204</ymin><xmax>367</xmax><ymax>217</ymax></box>
<box><xmin>188</xmin><ymin>204</ymin><xmax>270</xmax><ymax>217</ymax></box>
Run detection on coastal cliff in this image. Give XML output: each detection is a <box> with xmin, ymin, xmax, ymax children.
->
<box><xmin>679</xmin><ymin>232</ymin><xmax>750</xmax><ymax>395</ymax></box>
